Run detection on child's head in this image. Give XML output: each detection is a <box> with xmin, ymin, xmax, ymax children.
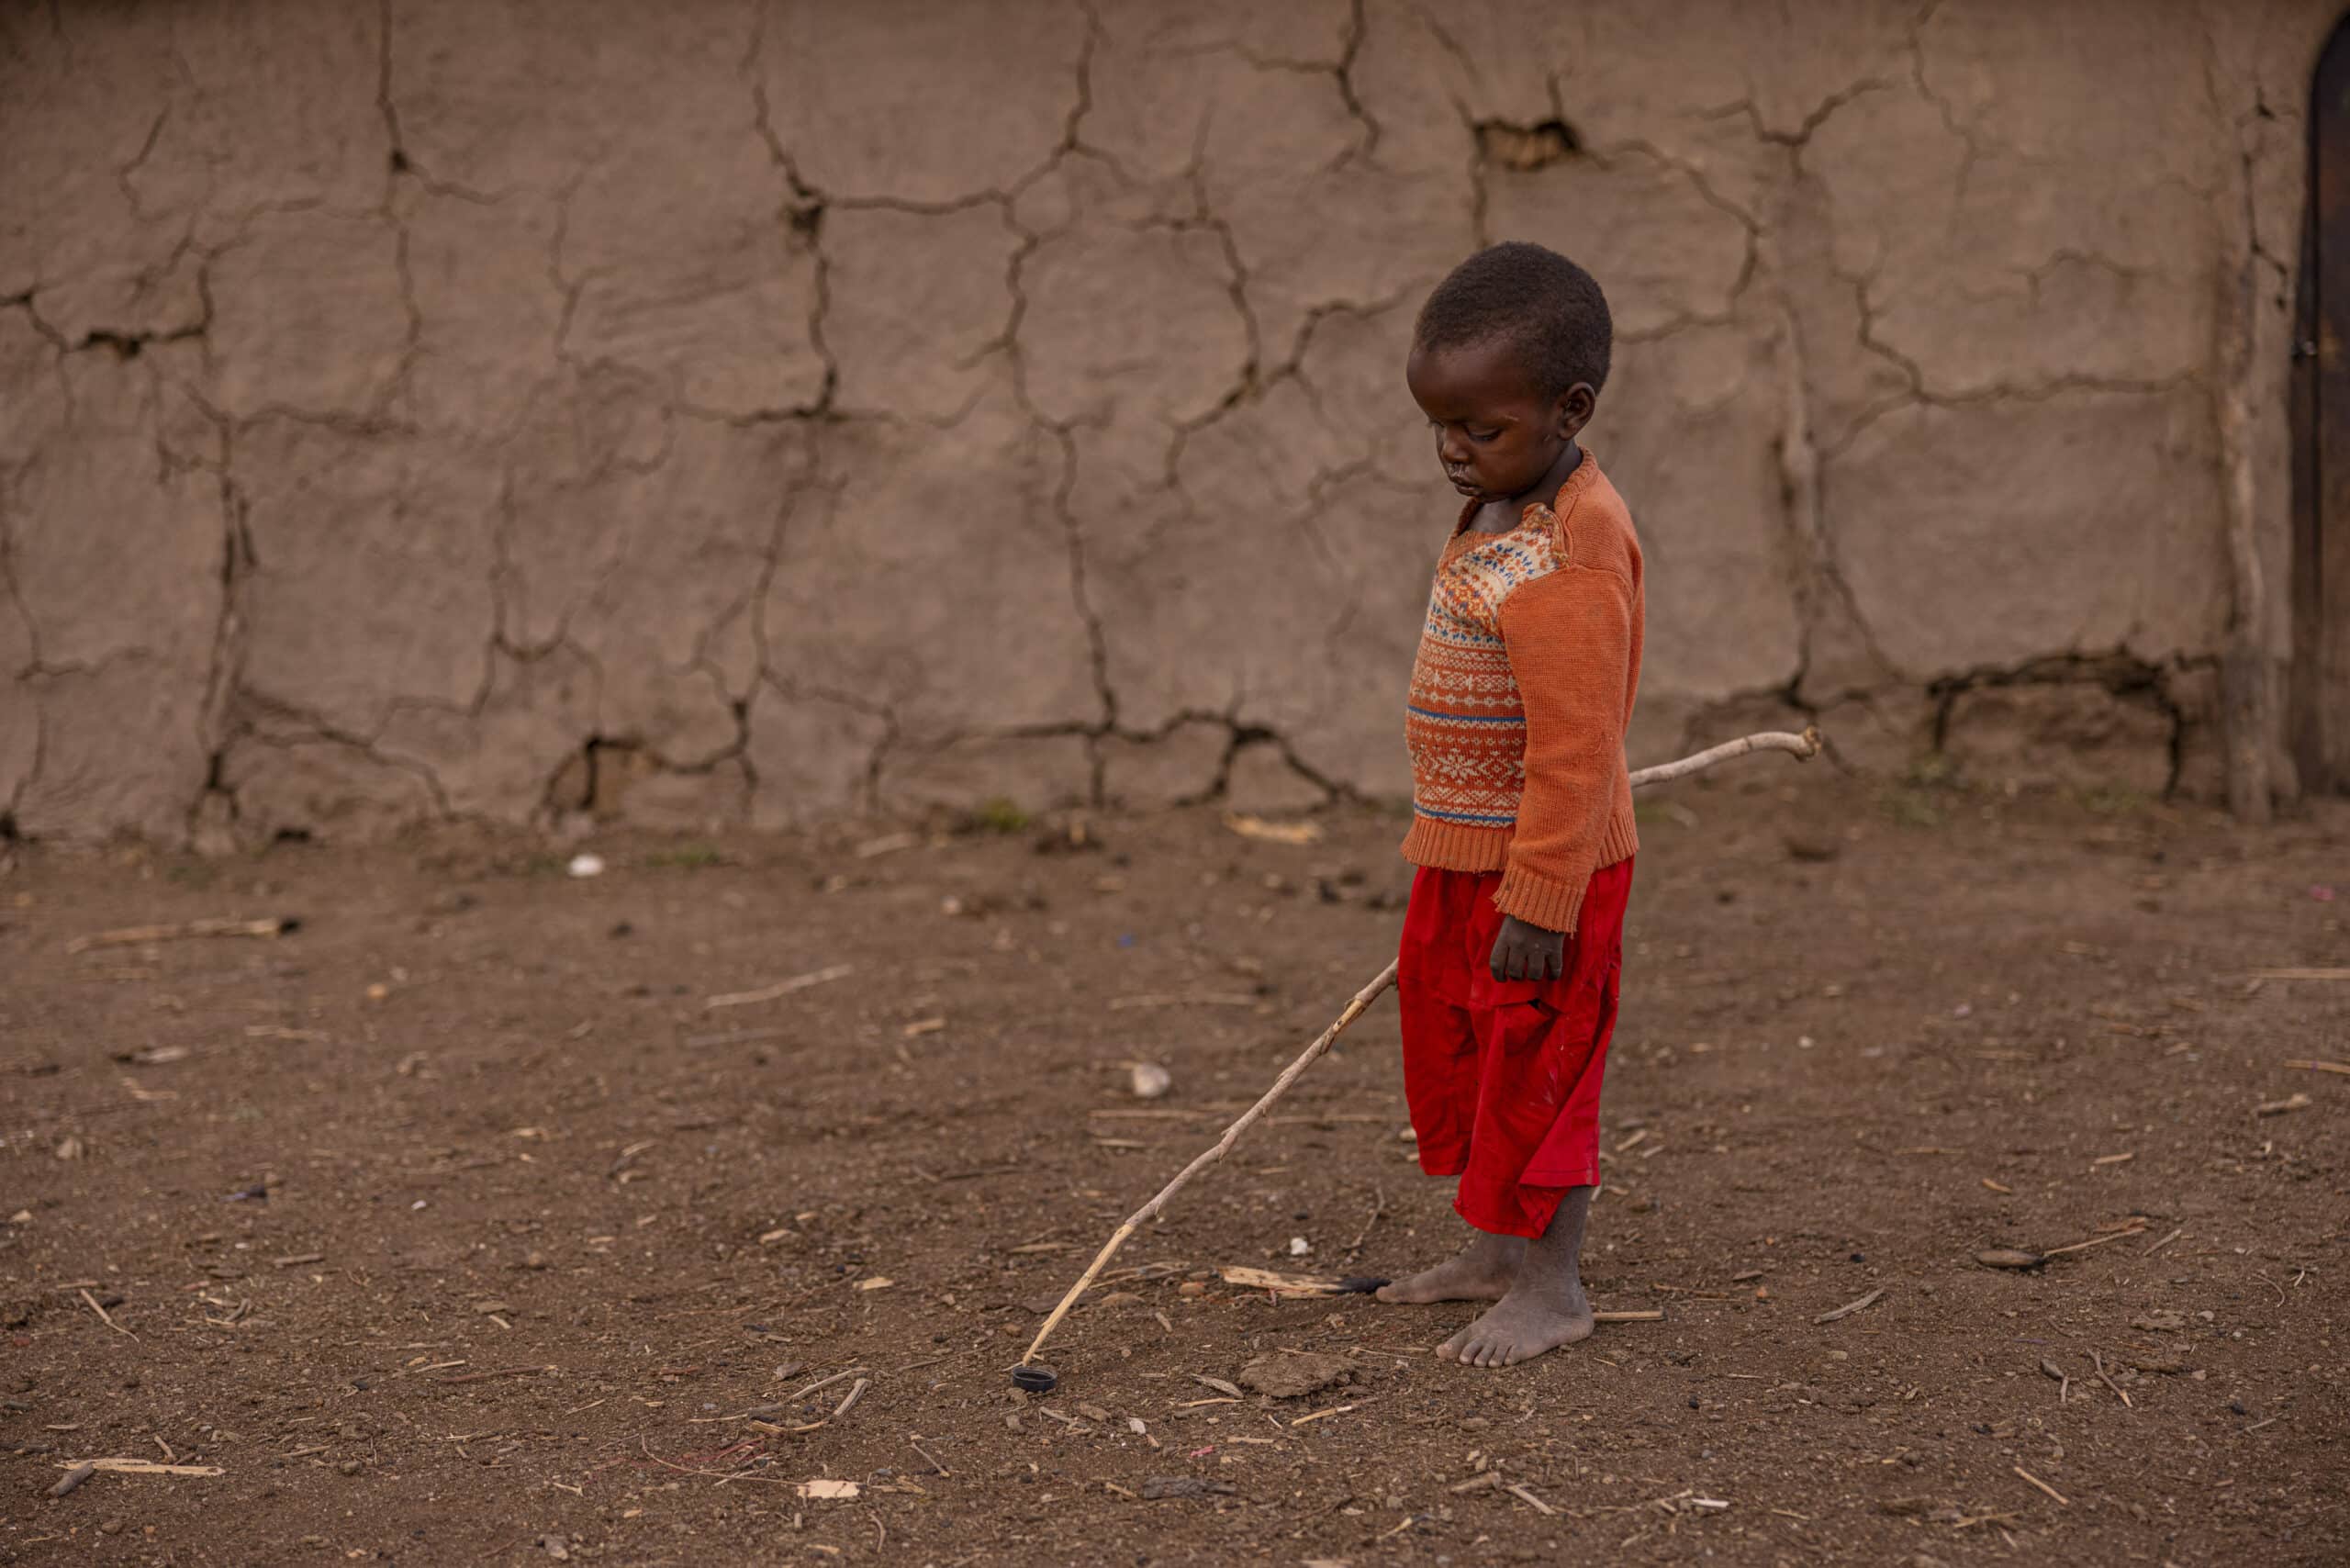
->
<box><xmin>1405</xmin><ymin>241</ymin><xmax>1611</xmax><ymax>503</ymax></box>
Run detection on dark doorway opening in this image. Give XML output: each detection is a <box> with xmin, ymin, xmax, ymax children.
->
<box><xmin>2295</xmin><ymin>17</ymin><xmax>2350</xmax><ymax>792</ymax></box>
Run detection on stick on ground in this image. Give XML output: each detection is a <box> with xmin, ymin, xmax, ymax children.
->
<box><xmin>66</xmin><ymin>916</ymin><xmax>290</xmax><ymax>955</ymax></box>
<box><xmin>1019</xmin><ymin>727</ymin><xmax>1824</xmax><ymax>1374</ymax></box>
<box><xmin>705</xmin><ymin>963</ymin><xmax>854</xmax><ymax>1012</ymax></box>
<box><xmin>1020</xmin><ymin>959</ymin><xmax>1400</xmax><ymax>1369</ymax></box>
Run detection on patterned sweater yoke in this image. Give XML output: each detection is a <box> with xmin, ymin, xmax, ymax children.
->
<box><xmin>1400</xmin><ymin>451</ymin><xmax>1645</xmax><ymax>934</ymax></box>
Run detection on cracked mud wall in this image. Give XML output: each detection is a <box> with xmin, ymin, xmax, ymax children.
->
<box><xmin>0</xmin><ymin>0</ymin><xmax>2332</xmax><ymax>845</ymax></box>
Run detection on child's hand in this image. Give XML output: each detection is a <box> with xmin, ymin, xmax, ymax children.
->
<box><xmin>1490</xmin><ymin>914</ymin><xmax>1565</xmax><ymax>982</ymax></box>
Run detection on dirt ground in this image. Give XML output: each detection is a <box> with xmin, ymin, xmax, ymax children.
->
<box><xmin>2</xmin><ymin>770</ymin><xmax>2345</xmax><ymax>1566</ymax></box>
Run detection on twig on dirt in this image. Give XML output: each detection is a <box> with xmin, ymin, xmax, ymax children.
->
<box><xmin>1291</xmin><ymin>1404</ymin><xmax>1359</xmax><ymax>1427</ymax></box>
<box><xmin>2012</xmin><ymin>1466</ymin><xmax>2069</xmax><ymax>1506</ymax></box>
<box><xmin>2254</xmin><ymin>969</ymin><xmax>2350</xmax><ymax>981</ymax></box>
<box><xmin>1344</xmin><ymin>1184</ymin><xmax>1386</xmax><ymax>1260</ymax></box>
<box><xmin>829</xmin><ymin>1378</ymin><xmax>868</xmax><ymax>1422</ymax></box>
<box><xmin>1224</xmin><ymin>813</ymin><xmax>1323</xmax><ymax>846</ymax></box>
<box><xmin>1021</xmin><ymin>728</ymin><xmax>1827</xmax><ymax>1372</ymax></box>
<box><xmin>2041</xmin><ymin>1358</ymin><xmax>2069</xmax><ymax>1404</ymax></box>
<box><xmin>908</xmin><ymin>1439</ymin><xmax>949</xmax><ymax>1478</ymax></box>
<box><xmin>2143</xmin><ymin>1226</ymin><xmax>2185</xmax><ymax>1257</ymax></box>
<box><xmin>2041</xmin><ymin>1226</ymin><xmax>2149</xmax><ymax>1259</ymax></box>
<box><xmin>58</xmin><ymin>1459</ymin><xmax>223</xmax><ymax>1479</ymax></box>
<box><xmin>637</xmin><ymin>1436</ymin><xmax>756</xmax><ymax>1481</ymax></box>
<box><xmin>1506</xmin><ymin>1483</ymin><xmax>1557</xmax><ymax>1516</ymax></box>
<box><xmin>440</xmin><ymin>1365</ymin><xmax>554</xmax><ymax>1384</ymax></box>
<box><xmin>46</xmin><ymin>1462</ymin><xmax>95</xmax><ymax>1498</ymax></box>
<box><xmin>704</xmin><ymin>964</ymin><xmax>854</xmax><ymax>1012</ymax></box>
<box><xmin>788</xmin><ymin>1367</ymin><xmax>868</xmax><ymax>1406</ymax></box>
<box><xmin>1107</xmin><ymin>993</ymin><xmax>1259</xmax><ymax>1011</ymax></box>
<box><xmin>1022</xmin><ymin>961</ymin><xmax>1400</xmax><ymax>1370</ymax></box>
<box><xmin>2255</xmin><ymin>1092</ymin><xmax>2313</xmax><ymax>1116</ymax></box>
<box><xmin>1594</xmin><ymin>1310</ymin><xmax>1667</xmax><ymax>1323</ymax></box>
<box><xmin>66</xmin><ymin>916</ymin><xmax>291</xmax><ymax>955</ymax></box>
<box><xmin>78</xmin><ymin>1289</ymin><xmax>135</xmax><ymax>1340</ymax></box>
<box><xmin>1813</xmin><ymin>1288</ymin><xmax>1885</xmax><ymax>1326</ymax></box>
<box><xmin>2090</xmin><ymin>1350</ymin><xmax>2132</xmax><ymax>1408</ymax></box>
<box><xmin>2284</xmin><ymin>1058</ymin><xmax>2350</xmax><ymax>1076</ymax></box>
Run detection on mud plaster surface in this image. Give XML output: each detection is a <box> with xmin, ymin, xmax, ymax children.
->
<box><xmin>0</xmin><ymin>0</ymin><xmax>2333</xmax><ymax>844</ymax></box>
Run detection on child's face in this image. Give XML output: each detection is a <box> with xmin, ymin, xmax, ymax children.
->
<box><xmin>1405</xmin><ymin>338</ymin><xmax>1594</xmax><ymax>504</ymax></box>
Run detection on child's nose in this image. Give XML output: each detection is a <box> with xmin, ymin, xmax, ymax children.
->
<box><xmin>1436</xmin><ymin>430</ymin><xmax>1468</xmax><ymax>465</ymax></box>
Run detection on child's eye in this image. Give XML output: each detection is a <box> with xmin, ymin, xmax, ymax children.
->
<box><xmin>1467</xmin><ymin>428</ymin><xmax>1500</xmax><ymax>442</ymax></box>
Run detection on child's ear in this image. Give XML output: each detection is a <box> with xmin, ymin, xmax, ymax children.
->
<box><xmin>1556</xmin><ymin>382</ymin><xmax>1595</xmax><ymax>439</ymax></box>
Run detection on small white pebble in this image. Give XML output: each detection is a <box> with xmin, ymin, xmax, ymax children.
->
<box><xmin>1289</xmin><ymin>1236</ymin><xmax>1311</xmax><ymax>1256</ymax></box>
<box><xmin>566</xmin><ymin>853</ymin><xmax>605</xmax><ymax>879</ymax></box>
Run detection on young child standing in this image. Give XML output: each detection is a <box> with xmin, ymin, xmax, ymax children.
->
<box><xmin>1375</xmin><ymin>242</ymin><xmax>1643</xmax><ymax>1369</ymax></box>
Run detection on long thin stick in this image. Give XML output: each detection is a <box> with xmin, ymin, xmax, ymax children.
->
<box><xmin>66</xmin><ymin>916</ymin><xmax>288</xmax><ymax>955</ymax></box>
<box><xmin>1021</xmin><ymin>959</ymin><xmax>1400</xmax><ymax>1367</ymax></box>
<box><xmin>1020</xmin><ymin>727</ymin><xmax>1823</xmax><ymax>1370</ymax></box>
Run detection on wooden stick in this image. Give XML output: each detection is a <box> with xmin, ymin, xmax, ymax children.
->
<box><xmin>58</xmin><ymin>1459</ymin><xmax>225</xmax><ymax>1478</ymax></box>
<box><xmin>79</xmin><ymin>1288</ymin><xmax>135</xmax><ymax>1340</ymax></box>
<box><xmin>1021</xmin><ymin>959</ymin><xmax>1399</xmax><ymax>1367</ymax></box>
<box><xmin>2039</xmin><ymin>1226</ymin><xmax>2147</xmax><ymax>1259</ymax></box>
<box><xmin>1625</xmin><ymin>726</ymin><xmax>1819</xmax><ymax>789</ymax></box>
<box><xmin>705</xmin><ymin>963</ymin><xmax>854</xmax><ymax>1012</ymax></box>
<box><xmin>1812</xmin><ymin>1286</ymin><xmax>1885</xmax><ymax>1325</ymax></box>
<box><xmin>66</xmin><ymin>916</ymin><xmax>288</xmax><ymax>955</ymax></box>
<box><xmin>2090</xmin><ymin>1349</ymin><xmax>2132</xmax><ymax>1409</ymax></box>
<box><xmin>1019</xmin><ymin>728</ymin><xmax>1825</xmax><ymax>1372</ymax></box>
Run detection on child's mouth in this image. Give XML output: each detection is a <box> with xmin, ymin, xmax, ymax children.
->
<box><xmin>1446</xmin><ymin>470</ymin><xmax>1480</xmax><ymax>494</ymax></box>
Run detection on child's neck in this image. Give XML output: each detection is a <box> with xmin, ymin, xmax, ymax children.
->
<box><xmin>1468</xmin><ymin>441</ymin><xmax>1582</xmax><ymax>533</ymax></box>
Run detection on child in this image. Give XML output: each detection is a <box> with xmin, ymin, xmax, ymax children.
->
<box><xmin>1375</xmin><ymin>242</ymin><xmax>1643</xmax><ymax>1369</ymax></box>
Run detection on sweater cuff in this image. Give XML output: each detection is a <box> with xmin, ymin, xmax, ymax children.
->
<box><xmin>1491</xmin><ymin>861</ymin><xmax>1590</xmax><ymax>935</ymax></box>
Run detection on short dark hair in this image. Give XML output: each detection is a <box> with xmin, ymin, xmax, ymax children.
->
<box><xmin>1413</xmin><ymin>241</ymin><xmax>1612</xmax><ymax>398</ymax></box>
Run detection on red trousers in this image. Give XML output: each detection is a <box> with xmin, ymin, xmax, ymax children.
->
<box><xmin>1397</xmin><ymin>857</ymin><xmax>1633</xmax><ymax>1238</ymax></box>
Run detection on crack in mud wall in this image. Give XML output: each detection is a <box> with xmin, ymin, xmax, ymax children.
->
<box><xmin>0</xmin><ymin>0</ymin><xmax>2330</xmax><ymax>845</ymax></box>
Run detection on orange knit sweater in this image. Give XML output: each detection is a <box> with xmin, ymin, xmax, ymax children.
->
<box><xmin>1400</xmin><ymin>451</ymin><xmax>1644</xmax><ymax>934</ymax></box>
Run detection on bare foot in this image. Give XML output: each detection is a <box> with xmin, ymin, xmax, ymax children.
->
<box><xmin>1375</xmin><ymin>1232</ymin><xmax>1523</xmax><ymax>1305</ymax></box>
<box><xmin>1437</xmin><ymin>1276</ymin><xmax>1595</xmax><ymax>1366</ymax></box>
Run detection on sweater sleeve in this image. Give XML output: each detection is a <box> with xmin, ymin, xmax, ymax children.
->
<box><xmin>1490</xmin><ymin>563</ymin><xmax>1636</xmax><ymax>933</ymax></box>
